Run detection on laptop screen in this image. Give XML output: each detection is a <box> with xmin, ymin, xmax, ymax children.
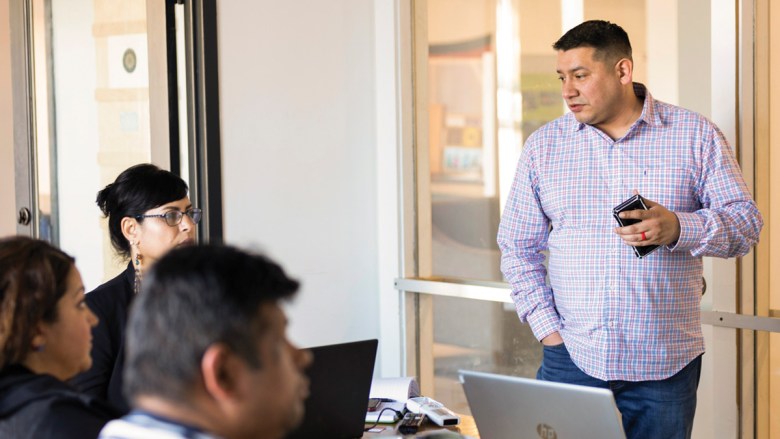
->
<box><xmin>286</xmin><ymin>339</ymin><xmax>378</xmax><ymax>439</ymax></box>
<box><xmin>460</xmin><ymin>370</ymin><xmax>626</xmax><ymax>439</ymax></box>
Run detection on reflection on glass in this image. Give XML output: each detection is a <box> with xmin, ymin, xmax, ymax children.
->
<box><xmin>32</xmin><ymin>0</ymin><xmax>55</xmax><ymax>243</ymax></box>
<box><xmin>432</xmin><ymin>295</ymin><xmax>541</xmax><ymax>415</ymax></box>
<box><xmin>175</xmin><ymin>4</ymin><xmax>189</xmax><ymax>184</ymax></box>
<box><xmin>32</xmin><ymin>0</ymin><xmax>152</xmax><ymax>290</ymax></box>
<box><xmin>427</xmin><ymin>0</ymin><xmax>501</xmax><ymax>283</ymax></box>
<box><xmin>426</xmin><ymin>0</ymin><xmax>651</xmax><ymax>283</ymax></box>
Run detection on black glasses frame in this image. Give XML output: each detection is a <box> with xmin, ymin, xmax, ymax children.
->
<box><xmin>135</xmin><ymin>208</ymin><xmax>203</xmax><ymax>227</ymax></box>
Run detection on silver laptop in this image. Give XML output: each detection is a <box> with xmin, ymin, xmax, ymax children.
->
<box><xmin>460</xmin><ymin>370</ymin><xmax>626</xmax><ymax>439</ymax></box>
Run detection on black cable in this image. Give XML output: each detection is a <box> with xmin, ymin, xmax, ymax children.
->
<box><xmin>364</xmin><ymin>407</ymin><xmax>404</xmax><ymax>432</ymax></box>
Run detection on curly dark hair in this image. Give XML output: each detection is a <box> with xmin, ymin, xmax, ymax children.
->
<box><xmin>0</xmin><ymin>236</ymin><xmax>75</xmax><ymax>368</ymax></box>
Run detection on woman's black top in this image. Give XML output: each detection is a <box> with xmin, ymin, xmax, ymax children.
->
<box><xmin>69</xmin><ymin>263</ymin><xmax>135</xmax><ymax>415</ymax></box>
<box><xmin>0</xmin><ymin>364</ymin><xmax>118</xmax><ymax>438</ymax></box>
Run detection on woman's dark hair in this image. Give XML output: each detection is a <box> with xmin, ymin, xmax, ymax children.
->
<box><xmin>0</xmin><ymin>236</ymin><xmax>75</xmax><ymax>368</ymax></box>
<box><xmin>553</xmin><ymin>20</ymin><xmax>632</xmax><ymax>64</ymax></box>
<box><xmin>96</xmin><ymin>163</ymin><xmax>189</xmax><ymax>259</ymax></box>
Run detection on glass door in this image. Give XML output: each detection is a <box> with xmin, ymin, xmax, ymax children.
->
<box><xmin>408</xmin><ymin>0</ymin><xmax>664</xmax><ymax>414</ymax></box>
<box><xmin>11</xmin><ymin>0</ymin><xmax>223</xmax><ymax>289</ymax></box>
<box><xmin>751</xmin><ymin>1</ymin><xmax>780</xmax><ymax>436</ymax></box>
<box><xmin>10</xmin><ymin>0</ymin><xmax>179</xmax><ymax>290</ymax></box>
<box><xmin>399</xmin><ymin>1</ymin><xmax>780</xmax><ymax>438</ymax></box>
<box><xmin>42</xmin><ymin>0</ymin><xmax>151</xmax><ymax>289</ymax></box>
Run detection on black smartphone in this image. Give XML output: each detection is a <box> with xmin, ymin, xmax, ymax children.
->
<box><xmin>612</xmin><ymin>194</ymin><xmax>660</xmax><ymax>258</ymax></box>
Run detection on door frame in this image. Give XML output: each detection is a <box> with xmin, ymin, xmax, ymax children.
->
<box><xmin>9</xmin><ymin>0</ymin><xmax>223</xmax><ymax>244</ymax></box>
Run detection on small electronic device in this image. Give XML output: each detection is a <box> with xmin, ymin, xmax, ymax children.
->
<box><xmin>420</xmin><ymin>404</ymin><xmax>460</xmax><ymax>426</ymax></box>
<box><xmin>612</xmin><ymin>194</ymin><xmax>660</xmax><ymax>258</ymax></box>
<box><xmin>397</xmin><ymin>412</ymin><xmax>426</xmax><ymax>435</ymax></box>
<box><xmin>406</xmin><ymin>396</ymin><xmax>460</xmax><ymax>427</ymax></box>
<box><xmin>367</xmin><ymin>398</ymin><xmax>382</xmax><ymax>412</ymax></box>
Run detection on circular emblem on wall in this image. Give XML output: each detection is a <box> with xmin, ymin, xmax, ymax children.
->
<box><xmin>122</xmin><ymin>48</ymin><xmax>137</xmax><ymax>73</ymax></box>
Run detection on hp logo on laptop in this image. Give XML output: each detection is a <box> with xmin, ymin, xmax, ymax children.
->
<box><xmin>537</xmin><ymin>423</ymin><xmax>558</xmax><ymax>439</ymax></box>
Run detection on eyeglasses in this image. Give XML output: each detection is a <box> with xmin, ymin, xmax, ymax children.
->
<box><xmin>135</xmin><ymin>208</ymin><xmax>203</xmax><ymax>227</ymax></box>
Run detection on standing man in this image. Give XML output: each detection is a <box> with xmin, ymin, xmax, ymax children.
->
<box><xmin>497</xmin><ymin>20</ymin><xmax>762</xmax><ymax>439</ymax></box>
<box><xmin>98</xmin><ymin>244</ymin><xmax>312</xmax><ymax>439</ymax></box>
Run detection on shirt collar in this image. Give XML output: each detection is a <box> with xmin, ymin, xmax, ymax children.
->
<box><xmin>633</xmin><ymin>82</ymin><xmax>662</xmax><ymax>127</ymax></box>
<box><xmin>123</xmin><ymin>410</ymin><xmax>222</xmax><ymax>439</ymax></box>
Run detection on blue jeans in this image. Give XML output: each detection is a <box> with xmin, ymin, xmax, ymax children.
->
<box><xmin>537</xmin><ymin>344</ymin><xmax>702</xmax><ymax>439</ymax></box>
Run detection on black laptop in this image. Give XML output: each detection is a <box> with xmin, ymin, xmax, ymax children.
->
<box><xmin>286</xmin><ymin>339</ymin><xmax>378</xmax><ymax>439</ymax></box>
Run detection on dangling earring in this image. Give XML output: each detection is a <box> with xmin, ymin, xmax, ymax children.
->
<box><xmin>132</xmin><ymin>241</ymin><xmax>143</xmax><ymax>295</ymax></box>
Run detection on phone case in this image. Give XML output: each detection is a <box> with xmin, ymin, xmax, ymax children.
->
<box><xmin>612</xmin><ymin>194</ymin><xmax>660</xmax><ymax>258</ymax></box>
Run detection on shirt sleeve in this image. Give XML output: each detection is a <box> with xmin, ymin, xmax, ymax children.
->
<box><xmin>669</xmin><ymin>123</ymin><xmax>763</xmax><ymax>257</ymax></box>
<box><xmin>497</xmin><ymin>140</ymin><xmax>560</xmax><ymax>342</ymax></box>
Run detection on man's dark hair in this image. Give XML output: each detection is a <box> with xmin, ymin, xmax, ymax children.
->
<box><xmin>123</xmin><ymin>244</ymin><xmax>299</xmax><ymax>402</ymax></box>
<box><xmin>553</xmin><ymin>20</ymin><xmax>632</xmax><ymax>64</ymax></box>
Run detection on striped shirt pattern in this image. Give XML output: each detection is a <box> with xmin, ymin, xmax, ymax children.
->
<box><xmin>99</xmin><ymin>411</ymin><xmax>220</xmax><ymax>439</ymax></box>
<box><xmin>497</xmin><ymin>84</ymin><xmax>762</xmax><ymax>381</ymax></box>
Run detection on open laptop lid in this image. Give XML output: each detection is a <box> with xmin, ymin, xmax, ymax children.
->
<box><xmin>286</xmin><ymin>339</ymin><xmax>378</xmax><ymax>439</ymax></box>
<box><xmin>460</xmin><ymin>370</ymin><xmax>626</xmax><ymax>439</ymax></box>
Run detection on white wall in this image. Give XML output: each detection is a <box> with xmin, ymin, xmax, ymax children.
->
<box><xmin>217</xmin><ymin>0</ymin><xmax>385</xmax><ymax>367</ymax></box>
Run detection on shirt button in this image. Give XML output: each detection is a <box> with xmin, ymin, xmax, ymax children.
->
<box><xmin>608</xmin><ymin>321</ymin><xmax>616</xmax><ymax>328</ymax></box>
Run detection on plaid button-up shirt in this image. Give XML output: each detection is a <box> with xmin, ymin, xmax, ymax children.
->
<box><xmin>497</xmin><ymin>84</ymin><xmax>762</xmax><ymax>381</ymax></box>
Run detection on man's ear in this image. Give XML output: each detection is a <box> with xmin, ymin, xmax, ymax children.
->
<box><xmin>615</xmin><ymin>58</ymin><xmax>633</xmax><ymax>85</ymax></box>
<box><xmin>121</xmin><ymin>217</ymin><xmax>139</xmax><ymax>244</ymax></box>
<box><xmin>201</xmin><ymin>344</ymin><xmax>247</xmax><ymax>403</ymax></box>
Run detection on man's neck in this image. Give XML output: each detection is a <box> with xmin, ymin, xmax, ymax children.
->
<box><xmin>596</xmin><ymin>94</ymin><xmax>644</xmax><ymax>140</ymax></box>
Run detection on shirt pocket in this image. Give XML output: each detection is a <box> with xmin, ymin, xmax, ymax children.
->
<box><xmin>630</xmin><ymin>165</ymin><xmax>698</xmax><ymax>212</ymax></box>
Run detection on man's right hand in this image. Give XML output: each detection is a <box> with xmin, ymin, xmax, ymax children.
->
<box><xmin>541</xmin><ymin>332</ymin><xmax>564</xmax><ymax>346</ymax></box>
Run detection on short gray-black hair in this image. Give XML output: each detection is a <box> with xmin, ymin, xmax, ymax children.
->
<box><xmin>123</xmin><ymin>244</ymin><xmax>299</xmax><ymax>403</ymax></box>
<box><xmin>553</xmin><ymin>20</ymin><xmax>632</xmax><ymax>64</ymax></box>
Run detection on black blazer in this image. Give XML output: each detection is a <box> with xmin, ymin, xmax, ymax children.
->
<box><xmin>70</xmin><ymin>263</ymin><xmax>135</xmax><ymax>415</ymax></box>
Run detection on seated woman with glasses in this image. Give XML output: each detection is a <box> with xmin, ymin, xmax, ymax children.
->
<box><xmin>70</xmin><ymin>163</ymin><xmax>201</xmax><ymax>415</ymax></box>
<box><xmin>0</xmin><ymin>237</ymin><xmax>118</xmax><ymax>438</ymax></box>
